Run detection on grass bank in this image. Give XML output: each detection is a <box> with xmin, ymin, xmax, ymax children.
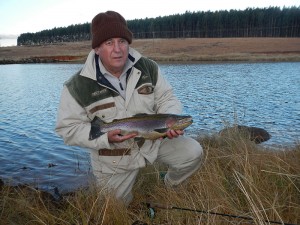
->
<box><xmin>1</xmin><ymin>38</ymin><xmax>300</xmax><ymax>64</ymax></box>
<box><xmin>1</xmin><ymin>131</ymin><xmax>299</xmax><ymax>225</ymax></box>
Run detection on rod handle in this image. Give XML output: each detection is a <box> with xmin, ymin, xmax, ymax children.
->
<box><xmin>146</xmin><ymin>202</ymin><xmax>172</xmax><ymax>209</ymax></box>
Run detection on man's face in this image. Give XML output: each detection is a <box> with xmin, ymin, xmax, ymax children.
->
<box><xmin>94</xmin><ymin>37</ymin><xmax>129</xmax><ymax>77</ymax></box>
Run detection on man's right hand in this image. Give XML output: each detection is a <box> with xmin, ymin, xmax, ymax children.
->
<box><xmin>107</xmin><ymin>129</ymin><xmax>137</xmax><ymax>143</ymax></box>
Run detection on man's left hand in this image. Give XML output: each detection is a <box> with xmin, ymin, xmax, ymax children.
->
<box><xmin>166</xmin><ymin>129</ymin><xmax>184</xmax><ymax>139</ymax></box>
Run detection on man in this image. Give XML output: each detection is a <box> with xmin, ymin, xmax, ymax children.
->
<box><xmin>55</xmin><ymin>11</ymin><xmax>203</xmax><ymax>205</ymax></box>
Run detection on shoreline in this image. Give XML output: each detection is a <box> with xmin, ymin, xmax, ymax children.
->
<box><xmin>1</xmin><ymin>38</ymin><xmax>300</xmax><ymax>64</ymax></box>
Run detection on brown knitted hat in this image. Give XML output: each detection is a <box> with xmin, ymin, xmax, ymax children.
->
<box><xmin>91</xmin><ymin>11</ymin><xmax>132</xmax><ymax>48</ymax></box>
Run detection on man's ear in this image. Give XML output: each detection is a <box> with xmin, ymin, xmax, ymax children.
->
<box><xmin>94</xmin><ymin>47</ymin><xmax>100</xmax><ymax>55</ymax></box>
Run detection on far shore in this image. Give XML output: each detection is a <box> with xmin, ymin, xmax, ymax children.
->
<box><xmin>0</xmin><ymin>38</ymin><xmax>300</xmax><ymax>64</ymax></box>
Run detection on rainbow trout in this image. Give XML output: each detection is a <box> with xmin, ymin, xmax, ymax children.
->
<box><xmin>89</xmin><ymin>113</ymin><xmax>193</xmax><ymax>140</ymax></box>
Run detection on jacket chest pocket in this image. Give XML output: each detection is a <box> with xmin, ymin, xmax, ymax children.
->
<box><xmin>135</xmin><ymin>84</ymin><xmax>155</xmax><ymax>112</ymax></box>
<box><xmin>88</xmin><ymin>100</ymin><xmax>117</xmax><ymax>121</ymax></box>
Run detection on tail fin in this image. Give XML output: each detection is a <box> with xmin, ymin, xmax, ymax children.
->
<box><xmin>89</xmin><ymin>116</ymin><xmax>104</xmax><ymax>140</ymax></box>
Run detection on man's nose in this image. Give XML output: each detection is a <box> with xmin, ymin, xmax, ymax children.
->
<box><xmin>113</xmin><ymin>42</ymin><xmax>121</xmax><ymax>51</ymax></box>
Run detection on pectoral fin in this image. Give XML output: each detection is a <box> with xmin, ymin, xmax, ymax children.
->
<box><xmin>154</xmin><ymin>128</ymin><xmax>168</xmax><ymax>133</ymax></box>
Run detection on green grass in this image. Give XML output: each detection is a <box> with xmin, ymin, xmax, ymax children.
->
<box><xmin>1</xmin><ymin>131</ymin><xmax>299</xmax><ymax>225</ymax></box>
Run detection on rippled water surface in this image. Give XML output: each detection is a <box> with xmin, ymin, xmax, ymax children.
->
<box><xmin>0</xmin><ymin>62</ymin><xmax>299</xmax><ymax>192</ymax></box>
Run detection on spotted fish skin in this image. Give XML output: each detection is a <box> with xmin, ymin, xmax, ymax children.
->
<box><xmin>89</xmin><ymin>113</ymin><xmax>193</xmax><ymax>140</ymax></box>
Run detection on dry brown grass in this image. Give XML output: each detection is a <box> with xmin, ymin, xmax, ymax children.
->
<box><xmin>1</xmin><ymin>38</ymin><xmax>300</xmax><ymax>63</ymax></box>
<box><xmin>1</xmin><ymin>132</ymin><xmax>299</xmax><ymax>225</ymax></box>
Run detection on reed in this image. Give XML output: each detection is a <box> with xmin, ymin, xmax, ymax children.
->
<box><xmin>1</xmin><ymin>131</ymin><xmax>299</xmax><ymax>224</ymax></box>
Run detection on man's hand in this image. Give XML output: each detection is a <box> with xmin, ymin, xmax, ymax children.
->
<box><xmin>165</xmin><ymin>129</ymin><xmax>184</xmax><ymax>139</ymax></box>
<box><xmin>108</xmin><ymin>129</ymin><xmax>137</xmax><ymax>143</ymax></box>
<box><xmin>164</xmin><ymin>119</ymin><xmax>185</xmax><ymax>139</ymax></box>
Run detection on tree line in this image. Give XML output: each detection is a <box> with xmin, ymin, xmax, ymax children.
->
<box><xmin>17</xmin><ymin>6</ymin><xmax>300</xmax><ymax>46</ymax></box>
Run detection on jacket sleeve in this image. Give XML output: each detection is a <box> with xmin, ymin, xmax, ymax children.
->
<box><xmin>154</xmin><ymin>67</ymin><xmax>182</xmax><ymax>114</ymax></box>
<box><xmin>55</xmin><ymin>86</ymin><xmax>112</xmax><ymax>150</ymax></box>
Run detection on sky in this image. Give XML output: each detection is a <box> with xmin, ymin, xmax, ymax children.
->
<box><xmin>0</xmin><ymin>0</ymin><xmax>299</xmax><ymax>42</ymax></box>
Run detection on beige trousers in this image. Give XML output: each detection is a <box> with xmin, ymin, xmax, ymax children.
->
<box><xmin>94</xmin><ymin>136</ymin><xmax>203</xmax><ymax>205</ymax></box>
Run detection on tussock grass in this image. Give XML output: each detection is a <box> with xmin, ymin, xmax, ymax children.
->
<box><xmin>1</xmin><ymin>131</ymin><xmax>299</xmax><ymax>224</ymax></box>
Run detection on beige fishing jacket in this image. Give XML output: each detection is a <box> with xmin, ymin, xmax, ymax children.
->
<box><xmin>55</xmin><ymin>47</ymin><xmax>182</xmax><ymax>174</ymax></box>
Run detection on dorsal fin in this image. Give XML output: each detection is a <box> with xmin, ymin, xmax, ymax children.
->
<box><xmin>132</xmin><ymin>113</ymin><xmax>150</xmax><ymax>117</ymax></box>
<box><xmin>154</xmin><ymin>128</ymin><xmax>168</xmax><ymax>133</ymax></box>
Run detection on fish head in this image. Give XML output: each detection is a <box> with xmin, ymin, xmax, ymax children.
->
<box><xmin>166</xmin><ymin>115</ymin><xmax>193</xmax><ymax>130</ymax></box>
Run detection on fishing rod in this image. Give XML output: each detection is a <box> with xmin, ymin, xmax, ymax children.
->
<box><xmin>145</xmin><ymin>202</ymin><xmax>298</xmax><ymax>225</ymax></box>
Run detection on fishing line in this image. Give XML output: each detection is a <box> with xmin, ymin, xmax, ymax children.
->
<box><xmin>145</xmin><ymin>202</ymin><xmax>298</xmax><ymax>225</ymax></box>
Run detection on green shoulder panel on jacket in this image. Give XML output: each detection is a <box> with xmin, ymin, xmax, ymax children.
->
<box><xmin>65</xmin><ymin>57</ymin><xmax>158</xmax><ymax>108</ymax></box>
<box><xmin>65</xmin><ymin>70</ymin><xmax>118</xmax><ymax>107</ymax></box>
<box><xmin>134</xmin><ymin>57</ymin><xmax>158</xmax><ymax>88</ymax></box>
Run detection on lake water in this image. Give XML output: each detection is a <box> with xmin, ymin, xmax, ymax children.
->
<box><xmin>0</xmin><ymin>62</ymin><xmax>299</xmax><ymax>193</ymax></box>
